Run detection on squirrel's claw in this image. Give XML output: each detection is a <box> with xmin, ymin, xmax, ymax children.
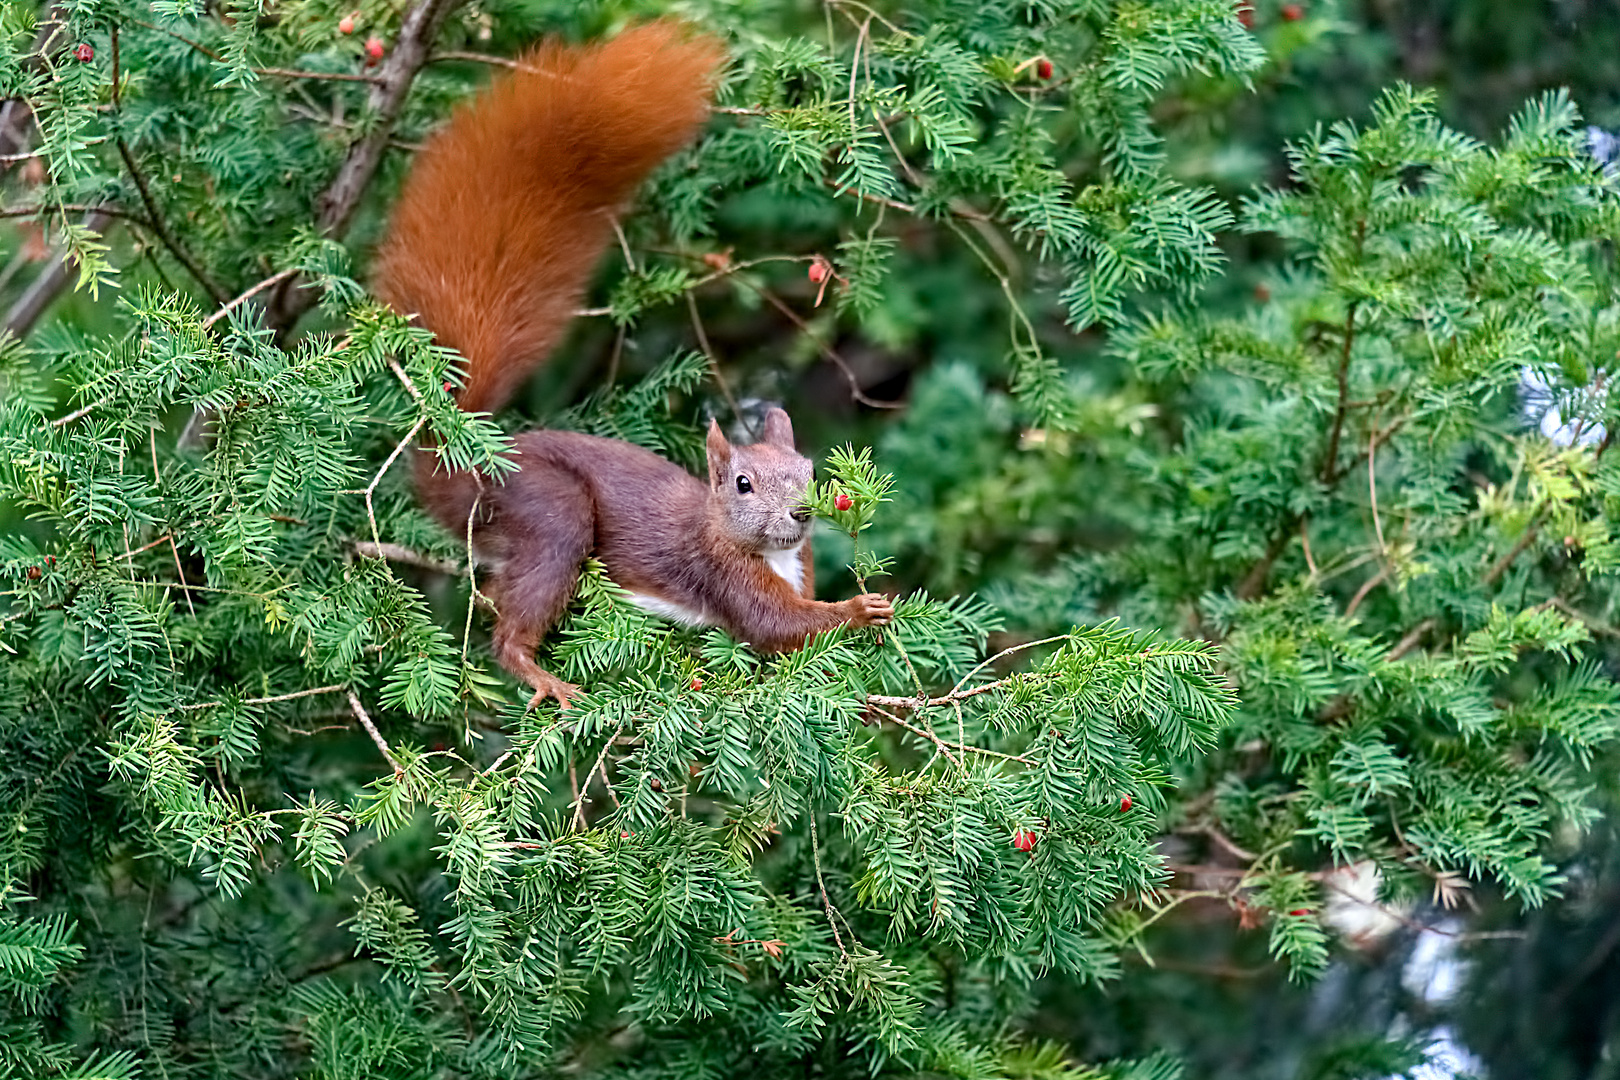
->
<box><xmin>526</xmin><ymin>673</ymin><xmax>582</xmax><ymax>712</ymax></box>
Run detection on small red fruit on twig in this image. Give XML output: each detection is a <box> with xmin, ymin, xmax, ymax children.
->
<box><xmin>649</xmin><ymin>778</ymin><xmax>663</xmax><ymax>792</ymax></box>
<box><xmin>807</xmin><ymin>257</ymin><xmax>836</xmax><ymax>306</ymax></box>
<box><xmin>620</xmin><ymin>830</ymin><xmax>632</xmax><ymax>839</ymax></box>
<box><xmin>1281</xmin><ymin>3</ymin><xmax>1304</xmax><ymax>20</ymax></box>
<box><xmin>1289</xmin><ymin>908</ymin><xmax>1311</xmax><ymax>916</ymax></box>
<box><xmin>1120</xmin><ymin>794</ymin><xmax>1133</xmax><ymax>812</ymax></box>
<box><xmin>1236</xmin><ymin>3</ymin><xmax>1255</xmax><ymax>29</ymax></box>
<box><xmin>73</xmin><ymin>43</ymin><xmax>94</xmax><ymax>62</ymax></box>
<box><xmin>834</xmin><ymin>492</ymin><xmax>853</xmax><ymax>512</ymax></box>
<box><xmin>1035</xmin><ymin>58</ymin><xmax>1053</xmax><ymax>80</ymax></box>
<box><xmin>690</xmin><ymin>676</ymin><xmax>703</xmax><ymax>691</ymax></box>
<box><xmin>364</xmin><ymin>36</ymin><xmax>385</xmax><ymax>63</ymax></box>
<box><xmin>338</xmin><ymin>13</ymin><xmax>356</xmax><ymax>34</ymax></box>
<box><xmin>442</xmin><ymin>381</ymin><xmax>453</xmax><ymax>394</ymax></box>
<box><xmin>1012</xmin><ymin>829</ymin><xmax>1038</xmax><ymax>853</ymax></box>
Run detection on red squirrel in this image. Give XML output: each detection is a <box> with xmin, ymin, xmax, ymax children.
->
<box><xmin>372</xmin><ymin>22</ymin><xmax>894</xmax><ymax>707</ymax></box>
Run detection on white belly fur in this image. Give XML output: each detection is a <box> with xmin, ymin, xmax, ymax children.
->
<box><xmin>764</xmin><ymin>543</ymin><xmax>806</xmax><ymax>593</ymax></box>
<box><xmin>624</xmin><ymin>543</ymin><xmax>804</xmax><ymax>627</ymax></box>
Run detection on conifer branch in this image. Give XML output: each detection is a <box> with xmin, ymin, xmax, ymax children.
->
<box><xmin>127</xmin><ymin>19</ymin><xmax>383</xmax><ymax>84</ymax></box>
<box><xmin>268</xmin><ymin>0</ymin><xmax>468</xmax><ymax>332</ymax></box>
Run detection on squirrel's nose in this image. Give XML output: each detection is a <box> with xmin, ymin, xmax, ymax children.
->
<box><xmin>790</xmin><ymin>507</ymin><xmax>811</xmax><ymax>523</ymax></box>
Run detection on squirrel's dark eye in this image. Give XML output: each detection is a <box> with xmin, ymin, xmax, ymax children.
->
<box><xmin>735</xmin><ymin>475</ymin><xmax>753</xmax><ymax>494</ymax></box>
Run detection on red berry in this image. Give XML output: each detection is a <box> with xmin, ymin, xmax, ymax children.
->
<box><xmin>73</xmin><ymin>43</ymin><xmax>93</xmax><ymax>62</ymax></box>
<box><xmin>834</xmin><ymin>493</ymin><xmax>853</xmax><ymax>512</ymax></box>
<box><xmin>620</xmin><ymin>830</ymin><xmax>632</xmax><ymax>839</ymax></box>
<box><xmin>45</xmin><ymin>555</ymin><xmax>55</xmax><ymax>567</ymax></box>
<box><xmin>1281</xmin><ymin>3</ymin><xmax>1304</xmax><ymax>19</ymax></box>
<box><xmin>1120</xmin><ymin>794</ymin><xmax>1133</xmax><ymax>813</ymax></box>
<box><xmin>1012</xmin><ymin>829</ymin><xmax>1038</xmax><ymax>853</ymax></box>
<box><xmin>690</xmin><ymin>676</ymin><xmax>703</xmax><ymax>691</ymax></box>
<box><xmin>1035</xmin><ymin>58</ymin><xmax>1053</xmax><ymax>80</ymax></box>
<box><xmin>649</xmin><ymin>777</ymin><xmax>663</xmax><ymax>792</ymax></box>
<box><xmin>442</xmin><ymin>381</ymin><xmax>453</xmax><ymax>394</ymax></box>
<box><xmin>1236</xmin><ymin>3</ymin><xmax>1255</xmax><ymax>29</ymax></box>
<box><xmin>808</xmin><ymin>259</ymin><xmax>830</xmax><ymax>284</ymax></box>
<box><xmin>1289</xmin><ymin>908</ymin><xmax>1311</xmax><ymax>916</ymax></box>
<box><xmin>26</xmin><ymin>566</ymin><xmax>41</xmax><ymax>580</ymax></box>
<box><xmin>338</xmin><ymin>14</ymin><xmax>356</xmax><ymax>34</ymax></box>
<box><xmin>364</xmin><ymin>36</ymin><xmax>385</xmax><ymax>61</ymax></box>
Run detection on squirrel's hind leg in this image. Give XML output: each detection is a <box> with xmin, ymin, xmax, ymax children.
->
<box><xmin>485</xmin><ymin>478</ymin><xmax>595</xmax><ymax>710</ymax></box>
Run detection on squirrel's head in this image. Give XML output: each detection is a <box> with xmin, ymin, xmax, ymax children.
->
<box><xmin>706</xmin><ymin>408</ymin><xmax>814</xmax><ymax>553</ymax></box>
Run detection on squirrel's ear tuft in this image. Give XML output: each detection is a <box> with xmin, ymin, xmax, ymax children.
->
<box><xmin>705</xmin><ymin>418</ymin><xmax>731</xmax><ymax>489</ymax></box>
<box><xmin>761</xmin><ymin>408</ymin><xmax>796</xmax><ymax>450</ymax></box>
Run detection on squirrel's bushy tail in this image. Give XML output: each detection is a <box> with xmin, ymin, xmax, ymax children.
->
<box><xmin>373</xmin><ymin>21</ymin><xmax>722</xmax><ymax>528</ymax></box>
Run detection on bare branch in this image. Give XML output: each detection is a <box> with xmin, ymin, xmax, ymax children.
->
<box><xmin>348</xmin><ymin>690</ymin><xmax>405</xmax><ymax>776</ymax></box>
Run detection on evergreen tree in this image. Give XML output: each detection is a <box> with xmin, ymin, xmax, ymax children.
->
<box><xmin>1</xmin><ymin>1</ymin><xmax>1617</xmax><ymax>1078</ymax></box>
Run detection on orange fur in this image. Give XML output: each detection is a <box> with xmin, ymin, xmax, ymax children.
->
<box><xmin>372</xmin><ymin>21</ymin><xmax>723</xmax><ymax>415</ymax></box>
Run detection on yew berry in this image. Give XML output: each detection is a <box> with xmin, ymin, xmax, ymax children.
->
<box><xmin>1035</xmin><ymin>58</ymin><xmax>1053</xmax><ymax>80</ymax></box>
<box><xmin>650</xmin><ymin>777</ymin><xmax>663</xmax><ymax>792</ymax></box>
<box><xmin>690</xmin><ymin>676</ymin><xmax>703</xmax><ymax>691</ymax></box>
<box><xmin>338</xmin><ymin>14</ymin><xmax>356</xmax><ymax>34</ymax></box>
<box><xmin>26</xmin><ymin>566</ymin><xmax>41</xmax><ymax>580</ymax></box>
<box><xmin>834</xmin><ymin>493</ymin><xmax>853</xmax><ymax>512</ymax></box>
<box><xmin>620</xmin><ymin>830</ymin><xmax>632</xmax><ymax>839</ymax></box>
<box><xmin>364</xmin><ymin>36</ymin><xmax>385</xmax><ymax>62</ymax></box>
<box><xmin>1012</xmin><ymin>829</ymin><xmax>1038</xmax><ymax>853</ymax></box>
<box><xmin>1289</xmin><ymin>908</ymin><xmax>1311</xmax><ymax>916</ymax></box>
<box><xmin>73</xmin><ymin>43</ymin><xmax>94</xmax><ymax>62</ymax></box>
<box><xmin>1281</xmin><ymin>3</ymin><xmax>1304</xmax><ymax>19</ymax></box>
<box><xmin>1120</xmin><ymin>794</ymin><xmax>1133</xmax><ymax>813</ymax></box>
<box><xmin>808</xmin><ymin>259</ymin><xmax>830</xmax><ymax>285</ymax></box>
<box><xmin>1236</xmin><ymin>3</ymin><xmax>1255</xmax><ymax>29</ymax></box>
<box><xmin>442</xmin><ymin>381</ymin><xmax>453</xmax><ymax>394</ymax></box>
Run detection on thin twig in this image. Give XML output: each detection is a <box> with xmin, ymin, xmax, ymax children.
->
<box><xmin>348</xmin><ymin>690</ymin><xmax>405</xmax><ymax>776</ymax></box>
<box><xmin>203</xmin><ymin>267</ymin><xmax>300</xmax><ymax>328</ymax></box>
<box><xmin>362</xmin><ymin>416</ymin><xmax>429</xmax><ymax>550</ymax></box>
<box><xmin>808</xmin><ymin>816</ymin><xmax>848</xmax><ymax>956</ymax></box>
<box><xmin>739</xmin><ymin>278</ymin><xmax>902</xmax><ymax>409</ymax></box>
<box><xmin>1385</xmin><ymin>618</ymin><xmax>1436</xmax><ymax>662</ymax></box>
<box><xmin>179</xmin><ymin>683</ymin><xmax>347</xmax><ymax>712</ymax></box>
<box><xmin>867</xmin><ymin>672</ymin><xmax>1046</xmax><ymax>710</ymax></box>
<box><xmin>1484</xmin><ymin>507</ymin><xmax>1546</xmax><ymax>586</ymax></box>
<box><xmin>571</xmin><ymin>729</ymin><xmax>621</xmax><ymax>830</ymax></box>
<box><xmin>867</xmin><ymin>703</ymin><xmax>1034</xmax><ymax>766</ymax></box>
<box><xmin>685</xmin><ymin>291</ymin><xmax>747</xmax><ymax>433</ymax></box>
<box><xmin>1320</xmin><ymin>302</ymin><xmax>1359</xmax><ymax>485</ymax></box>
<box><xmin>116</xmin><ymin>138</ymin><xmax>226</xmax><ymax>304</ymax></box>
<box><xmin>353</xmin><ymin>541</ymin><xmax>463</xmax><ymax>576</ymax></box>
<box><xmin>1343</xmin><ymin>567</ymin><xmax>1388</xmax><ymax>620</ymax></box>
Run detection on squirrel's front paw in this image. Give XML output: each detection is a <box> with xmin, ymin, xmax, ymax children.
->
<box><xmin>846</xmin><ymin>593</ymin><xmax>894</xmax><ymax>628</ymax></box>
